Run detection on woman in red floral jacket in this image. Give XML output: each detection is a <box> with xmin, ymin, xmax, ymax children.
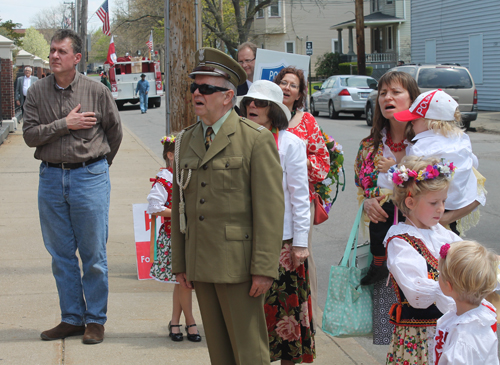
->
<box><xmin>354</xmin><ymin>71</ymin><xmax>419</xmax><ymax>345</ymax></box>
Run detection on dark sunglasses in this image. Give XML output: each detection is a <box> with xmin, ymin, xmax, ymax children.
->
<box><xmin>190</xmin><ymin>83</ymin><xmax>229</xmax><ymax>95</ymax></box>
<box><xmin>242</xmin><ymin>97</ymin><xmax>271</xmax><ymax>108</ymax></box>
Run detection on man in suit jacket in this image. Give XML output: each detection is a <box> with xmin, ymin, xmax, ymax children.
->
<box><xmin>236</xmin><ymin>42</ymin><xmax>257</xmax><ymax>96</ymax></box>
<box><xmin>171</xmin><ymin>47</ymin><xmax>285</xmax><ymax>365</ymax></box>
<box><xmin>15</xmin><ymin>67</ymin><xmax>38</xmax><ymax>112</ymax></box>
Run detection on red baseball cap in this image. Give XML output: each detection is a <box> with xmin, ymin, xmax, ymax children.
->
<box><xmin>394</xmin><ymin>89</ymin><xmax>459</xmax><ymax>122</ymax></box>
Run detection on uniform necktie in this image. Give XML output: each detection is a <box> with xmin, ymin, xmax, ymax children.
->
<box><xmin>205</xmin><ymin>127</ymin><xmax>213</xmax><ymax>150</ymax></box>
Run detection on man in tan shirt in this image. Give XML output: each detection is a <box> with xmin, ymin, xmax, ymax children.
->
<box><xmin>23</xmin><ymin>29</ymin><xmax>122</xmax><ymax>345</ymax></box>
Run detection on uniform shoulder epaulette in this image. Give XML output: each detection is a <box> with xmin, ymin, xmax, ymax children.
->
<box><xmin>239</xmin><ymin>117</ymin><xmax>265</xmax><ymax>132</ymax></box>
<box><xmin>183</xmin><ymin>120</ymin><xmax>201</xmax><ymax>131</ymax></box>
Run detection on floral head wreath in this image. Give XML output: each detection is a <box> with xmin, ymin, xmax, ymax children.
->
<box><xmin>388</xmin><ymin>160</ymin><xmax>456</xmax><ymax>187</ymax></box>
<box><xmin>161</xmin><ymin>135</ymin><xmax>176</xmax><ymax>145</ymax></box>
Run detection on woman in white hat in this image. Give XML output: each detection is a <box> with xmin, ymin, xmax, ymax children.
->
<box><xmin>239</xmin><ymin>80</ymin><xmax>315</xmax><ymax>364</ymax></box>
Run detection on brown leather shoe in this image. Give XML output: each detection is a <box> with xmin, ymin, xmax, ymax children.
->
<box><xmin>82</xmin><ymin>323</ymin><xmax>104</xmax><ymax>345</ymax></box>
<box><xmin>40</xmin><ymin>322</ymin><xmax>86</xmax><ymax>341</ymax></box>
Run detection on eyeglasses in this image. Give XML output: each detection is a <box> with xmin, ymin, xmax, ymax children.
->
<box><xmin>238</xmin><ymin>58</ymin><xmax>255</xmax><ymax>65</ymax></box>
<box><xmin>190</xmin><ymin>83</ymin><xmax>229</xmax><ymax>95</ymax></box>
<box><xmin>242</xmin><ymin>97</ymin><xmax>271</xmax><ymax>108</ymax></box>
<box><xmin>279</xmin><ymin>80</ymin><xmax>299</xmax><ymax>90</ymax></box>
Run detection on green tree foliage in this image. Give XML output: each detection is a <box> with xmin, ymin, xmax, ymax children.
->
<box><xmin>22</xmin><ymin>27</ymin><xmax>50</xmax><ymax>59</ymax></box>
<box><xmin>315</xmin><ymin>52</ymin><xmax>341</xmax><ymax>77</ymax></box>
<box><xmin>0</xmin><ymin>19</ymin><xmax>23</xmax><ymax>47</ymax></box>
<box><xmin>88</xmin><ymin>30</ymin><xmax>110</xmax><ymax>63</ymax></box>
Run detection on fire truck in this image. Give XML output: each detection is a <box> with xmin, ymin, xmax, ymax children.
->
<box><xmin>107</xmin><ymin>56</ymin><xmax>163</xmax><ymax>110</ymax></box>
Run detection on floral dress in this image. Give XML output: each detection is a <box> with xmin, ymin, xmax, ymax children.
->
<box><xmin>354</xmin><ymin>129</ymin><xmax>406</xmax><ymax>345</ymax></box>
<box><xmin>146</xmin><ymin>168</ymin><xmax>175</xmax><ymax>283</ymax></box>
<box><xmin>288</xmin><ymin>112</ymin><xmax>330</xmax><ymax>201</ymax></box>
<box><xmin>265</xmin><ymin>241</ymin><xmax>315</xmax><ymax>364</ymax></box>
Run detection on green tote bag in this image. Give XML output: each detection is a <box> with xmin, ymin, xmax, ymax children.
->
<box><xmin>322</xmin><ymin>204</ymin><xmax>373</xmax><ymax>337</ymax></box>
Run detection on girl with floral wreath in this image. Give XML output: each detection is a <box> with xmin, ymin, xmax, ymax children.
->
<box><xmin>274</xmin><ymin>66</ymin><xmax>330</xmax><ymax>332</ymax></box>
<box><xmin>146</xmin><ymin>135</ymin><xmax>201</xmax><ymax>343</ymax></box>
<box><xmin>354</xmin><ymin>71</ymin><xmax>420</xmax><ymax>345</ymax></box>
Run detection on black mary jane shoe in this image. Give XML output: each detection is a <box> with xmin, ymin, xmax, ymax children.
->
<box><xmin>185</xmin><ymin>324</ymin><xmax>202</xmax><ymax>342</ymax></box>
<box><xmin>168</xmin><ymin>321</ymin><xmax>183</xmax><ymax>342</ymax></box>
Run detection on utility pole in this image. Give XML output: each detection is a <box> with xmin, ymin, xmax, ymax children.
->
<box><xmin>165</xmin><ymin>1</ymin><xmax>197</xmax><ymax>132</ymax></box>
<box><xmin>355</xmin><ymin>0</ymin><xmax>366</xmax><ymax>75</ymax></box>
<box><xmin>79</xmin><ymin>0</ymin><xmax>88</xmax><ymax>73</ymax></box>
<box><xmin>64</xmin><ymin>2</ymin><xmax>76</xmax><ymax>31</ymax></box>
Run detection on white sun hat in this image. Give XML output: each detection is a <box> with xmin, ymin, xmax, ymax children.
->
<box><xmin>394</xmin><ymin>89</ymin><xmax>459</xmax><ymax>122</ymax></box>
<box><xmin>238</xmin><ymin>80</ymin><xmax>291</xmax><ymax>121</ymax></box>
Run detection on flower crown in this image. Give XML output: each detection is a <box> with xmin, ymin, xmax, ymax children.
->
<box><xmin>161</xmin><ymin>135</ymin><xmax>176</xmax><ymax>145</ymax></box>
<box><xmin>388</xmin><ymin>160</ymin><xmax>456</xmax><ymax>187</ymax></box>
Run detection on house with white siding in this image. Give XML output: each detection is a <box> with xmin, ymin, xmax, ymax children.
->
<box><xmin>410</xmin><ymin>0</ymin><xmax>500</xmax><ymax>111</ymax></box>
<box><xmin>249</xmin><ymin>0</ymin><xmax>371</xmax><ymax>77</ymax></box>
<box><xmin>329</xmin><ymin>0</ymin><xmax>411</xmax><ymax>78</ymax></box>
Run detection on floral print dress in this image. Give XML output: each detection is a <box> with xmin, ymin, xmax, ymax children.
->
<box><xmin>147</xmin><ymin>168</ymin><xmax>175</xmax><ymax>283</ymax></box>
<box><xmin>288</xmin><ymin>112</ymin><xmax>330</xmax><ymax>201</ymax></box>
<box><xmin>265</xmin><ymin>241</ymin><xmax>315</xmax><ymax>363</ymax></box>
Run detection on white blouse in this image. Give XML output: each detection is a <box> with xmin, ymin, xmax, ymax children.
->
<box><xmin>146</xmin><ymin>168</ymin><xmax>172</xmax><ymax>214</ymax></box>
<box><xmin>377</xmin><ymin>128</ymin><xmax>411</xmax><ymax>191</ymax></box>
<box><xmin>278</xmin><ymin>130</ymin><xmax>310</xmax><ymax>247</ymax></box>
<box><xmin>384</xmin><ymin>223</ymin><xmax>460</xmax><ymax>313</ymax></box>
<box><xmin>435</xmin><ymin>301</ymin><xmax>499</xmax><ymax>365</ymax></box>
<box><xmin>408</xmin><ymin>130</ymin><xmax>485</xmax><ymax>210</ymax></box>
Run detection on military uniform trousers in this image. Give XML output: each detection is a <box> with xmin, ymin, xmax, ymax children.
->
<box><xmin>194</xmin><ymin>280</ymin><xmax>270</xmax><ymax>365</ymax></box>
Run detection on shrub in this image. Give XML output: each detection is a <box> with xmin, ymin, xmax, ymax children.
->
<box><xmin>338</xmin><ymin>62</ymin><xmax>373</xmax><ymax>76</ymax></box>
<box><xmin>315</xmin><ymin>52</ymin><xmax>341</xmax><ymax>77</ymax></box>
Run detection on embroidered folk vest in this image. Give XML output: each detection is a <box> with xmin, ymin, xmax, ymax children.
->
<box><xmin>387</xmin><ymin>234</ymin><xmax>443</xmax><ymax>327</ymax></box>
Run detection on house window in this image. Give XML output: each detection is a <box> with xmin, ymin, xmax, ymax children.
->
<box><xmin>371</xmin><ymin>0</ymin><xmax>379</xmax><ymax>12</ymax></box>
<box><xmin>425</xmin><ymin>39</ymin><xmax>436</xmax><ymax>64</ymax></box>
<box><xmin>285</xmin><ymin>41</ymin><xmax>295</xmax><ymax>54</ymax></box>
<box><xmin>387</xmin><ymin>26</ymin><xmax>393</xmax><ymax>50</ymax></box>
<box><xmin>386</xmin><ymin>0</ymin><xmax>393</xmax><ymax>4</ymax></box>
<box><xmin>256</xmin><ymin>0</ymin><xmax>264</xmax><ymax>18</ymax></box>
<box><xmin>469</xmin><ymin>34</ymin><xmax>483</xmax><ymax>84</ymax></box>
<box><xmin>332</xmin><ymin>39</ymin><xmax>343</xmax><ymax>54</ymax></box>
<box><xmin>269</xmin><ymin>1</ymin><xmax>281</xmax><ymax>17</ymax></box>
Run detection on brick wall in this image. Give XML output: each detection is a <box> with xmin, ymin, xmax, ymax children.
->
<box><xmin>1</xmin><ymin>58</ymin><xmax>15</xmax><ymax>120</ymax></box>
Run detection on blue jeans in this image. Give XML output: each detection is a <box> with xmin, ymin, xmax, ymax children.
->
<box><xmin>139</xmin><ymin>93</ymin><xmax>148</xmax><ymax>113</ymax></box>
<box><xmin>38</xmin><ymin>159</ymin><xmax>110</xmax><ymax>326</ymax></box>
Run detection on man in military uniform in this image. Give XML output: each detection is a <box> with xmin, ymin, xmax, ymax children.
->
<box><xmin>171</xmin><ymin>47</ymin><xmax>285</xmax><ymax>365</ymax></box>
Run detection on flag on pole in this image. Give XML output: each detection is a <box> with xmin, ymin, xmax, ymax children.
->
<box><xmin>146</xmin><ymin>32</ymin><xmax>153</xmax><ymax>51</ymax></box>
<box><xmin>105</xmin><ymin>36</ymin><xmax>117</xmax><ymax>66</ymax></box>
<box><xmin>96</xmin><ymin>0</ymin><xmax>111</xmax><ymax>36</ymax></box>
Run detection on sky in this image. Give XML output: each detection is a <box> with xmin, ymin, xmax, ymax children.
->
<box><xmin>1</xmin><ymin>0</ymin><xmax>118</xmax><ymax>32</ymax></box>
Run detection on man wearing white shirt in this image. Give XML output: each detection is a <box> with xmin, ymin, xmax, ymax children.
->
<box><xmin>15</xmin><ymin>67</ymin><xmax>38</xmax><ymax>113</ymax></box>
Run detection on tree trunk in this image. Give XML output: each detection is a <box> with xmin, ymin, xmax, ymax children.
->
<box><xmin>167</xmin><ymin>0</ymin><xmax>197</xmax><ymax>132</ymax></box>
<box><xmin>355</xmin><ymin>0</ymin><xmax>366</xmax><ymax>75</ymax></box>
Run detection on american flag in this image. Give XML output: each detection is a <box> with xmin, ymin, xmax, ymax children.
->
<box><xmin>96</xmin><ymin>0</ymin><xmax>111</xmax><ymax>36</ymax></box>
<box><xmin>146</xmin><ymin>33</ymin><xmax>153</xmax><ymax>51</ymax></box>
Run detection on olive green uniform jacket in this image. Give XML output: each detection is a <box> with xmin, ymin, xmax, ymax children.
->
<box><xmin>171</xmin><ymin>109</ymin><xmax>285</xmax><ymax>283</ymax></box>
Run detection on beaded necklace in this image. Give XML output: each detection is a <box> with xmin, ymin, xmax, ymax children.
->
<box><xmin>385</xmin><ymin>130</ymin><xmax>405</xmax><ymax>152</ymax></box>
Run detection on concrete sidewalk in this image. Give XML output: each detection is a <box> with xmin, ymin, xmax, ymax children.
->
<box><xmin>0</xmin><ymin>126</ymin><xmax>380</xmax><ymax>364</ymax></box>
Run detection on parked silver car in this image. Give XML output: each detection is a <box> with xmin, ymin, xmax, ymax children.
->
<box><xmin>310</xmin><ymin>75</ymin><xmax>378</xmax><ymax>119</ymax></box>
<box><xmin>365</xmin><ymin>64</ymin><xmax>478</xmax><ymax>128</ymax></box>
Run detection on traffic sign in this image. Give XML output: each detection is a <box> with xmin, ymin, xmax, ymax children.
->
<box><xmin>306</xmin><ymin>41</ymin><xmax>313</xmax><ymax>55</ymax></box>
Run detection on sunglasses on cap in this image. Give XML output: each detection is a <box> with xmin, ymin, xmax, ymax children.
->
<box><xmin>242</xmin><ymin>97</ymin><xmax>271</xmax><ymax>108</ymax></box>
<box><xmin>190</xmin><ymin>83</ymin><xmax>229</xmax><ymax>95</ymax></box>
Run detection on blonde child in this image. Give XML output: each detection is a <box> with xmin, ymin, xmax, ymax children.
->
<box><xmin>393</xmin><ymin>89</ymin><xmax>486</xmax><ymax>235</ymax></box>
<box><xmin>146</xmin><ymin>135</ymin><xmax>201</xmax><ymax>343</ymax></box>
<box><xmin>434</xmin><ymin>240</ymin><xmax>499</xmax><ymax>365</ymax></box>
<box><xmin>384</xmin><ymin>156</ymin><xmax>462</xmax><ymax>365</ymax></box>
